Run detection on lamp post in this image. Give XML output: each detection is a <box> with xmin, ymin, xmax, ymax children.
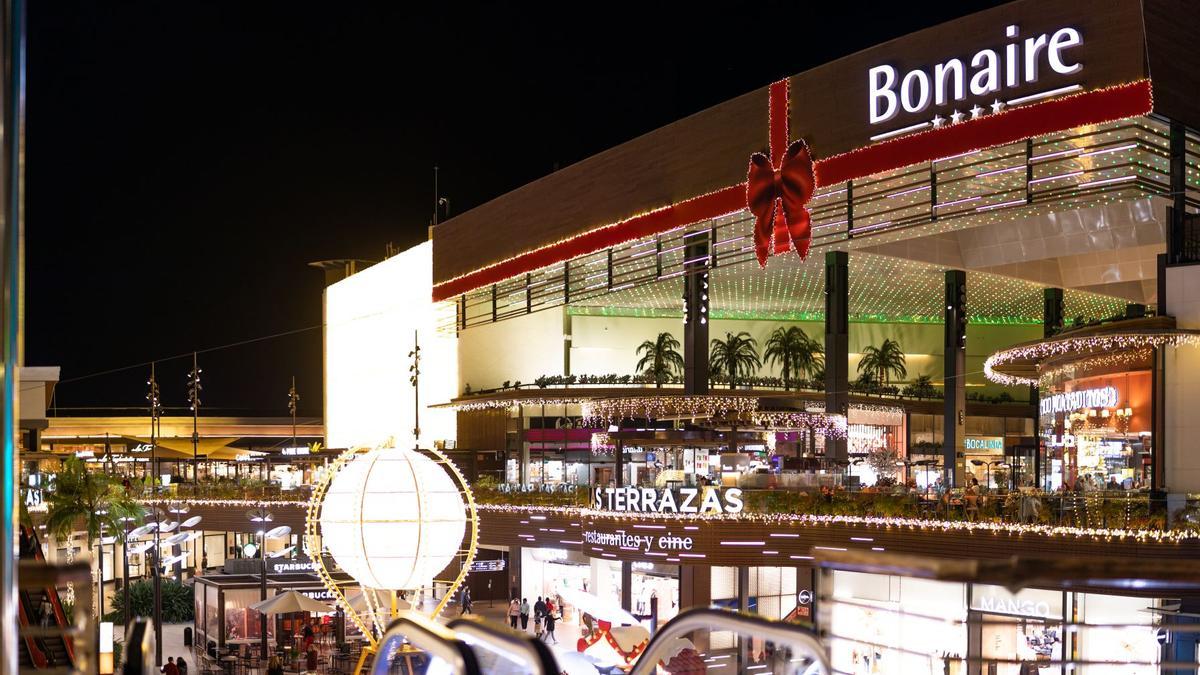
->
<box><xmin>248</xmin><ymin>509</ymin><xmax>274</xmax><ymax>659</ymax></box>
<box><xmin>147</xmin><ymin>363</ymin><xmax>162</xmax><ymax>481</ymax></box>
<box><xmin>287</xmin><ymin>377</ymin><xmax>299</xmax><ymax>454</ymax></box>
<box><xmin>188</xmin><ymin>353</ymin><xmax>202</xmax><ymax>484</ymax></box>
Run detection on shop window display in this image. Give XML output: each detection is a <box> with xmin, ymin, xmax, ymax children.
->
<box><xmin>1039</xmin><ymin>370</ymin><xmax>1152</xmax><ymax>492</ymax></box>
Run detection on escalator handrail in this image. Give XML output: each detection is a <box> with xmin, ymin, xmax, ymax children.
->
<box><xmin>447</xmin><ymin>615</ymin><xmax>560</xmax><ymax>674</ymax></box>
<box><xmin>23</xmin><ymin>526</ymin><xmax>77</xmax><ymax>665</ymax></box>
<box><xmin>17</xmin><ymin>590</ymin><xmax>51</xmax><ymax>668</ymax></box>
<box><xmin>629</xmin><ymin>607</ymin><xmax>831</xmax><ymax>675</ymax></box>
<box><xmin>371</xmin><ymin>610</ymin><xmax>482</xmax><ymax>675</ymax></box>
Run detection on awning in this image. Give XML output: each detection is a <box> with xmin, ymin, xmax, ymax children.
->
<box><xmin>126</xmin><ymin>436</ymin><xmax>245</xmax><ymax>460</ymax></box>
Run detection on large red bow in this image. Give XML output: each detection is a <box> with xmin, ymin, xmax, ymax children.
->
<box><xmin>746</xmin><ymin>139</ymin><xmax>816</xmax><ymax>266</ymax></box>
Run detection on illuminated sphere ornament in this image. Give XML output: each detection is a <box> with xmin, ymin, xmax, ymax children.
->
<box><xmin>318</xmin><ymin>446</ymin><xmax>468</xmax><ymax>590</ymax></box>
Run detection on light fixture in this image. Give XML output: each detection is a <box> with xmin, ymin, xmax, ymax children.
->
<box><xmin>318</xmin><ymin>446</ymin><xmax>469</xmax><ymax>590</ymax></box>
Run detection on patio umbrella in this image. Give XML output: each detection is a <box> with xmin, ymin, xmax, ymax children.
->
<box><xmin>250</xmin><ymin>590</ymin><xmax>333</xmax><ymax>615</ymax></box>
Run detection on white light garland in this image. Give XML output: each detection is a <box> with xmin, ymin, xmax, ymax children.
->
<box><xmin>473</xmin><ymin>503</ymin><xmax>1200</xmax><ymax>544</ymax></box>
<box><xmin>582</xmin><ymin>395</ymin><xmax>760</xmax><ymax>425</ymax></box>
<box><xmin>449</xmin><ymin>396</ymin><xmax>588</xmax><ymax>412</ymax></box>
<box><xmin>985</xmin><ymin>331</ymin><xmax>1200</xmax><ymax>386</ymax></box>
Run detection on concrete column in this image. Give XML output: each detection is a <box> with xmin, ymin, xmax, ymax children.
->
<box><xmin>824</xmin><ymin>251</ymin><xmax>849</xmax><ymax>460</ymax></box>
<box><xmin>737</xmin><ymin>566</ymin><xmax>751</xmax><ymax>668</ymax></box>
<box><xmin>562</xmin><ymin>309</ymin><xmax>572</xmax><ymax>377</ymax></box>
<box><xmin>944</xmin><ymin>270</ymin><xmax>967</xmax><ymax>487</ymax></box>
<box><xmin>620</xmin><ymin>561</ymin><xmax>632</xmax><ymax>612</ymax></box>
<box><xmin>683</xmin><ymin>237</ymin><xmax>710</xmax><ymax>394</ymax></box>
<box><xmin>507</xmin><ymin>546</ymin><xmax>521</xmax><ymax>601</ymax></box>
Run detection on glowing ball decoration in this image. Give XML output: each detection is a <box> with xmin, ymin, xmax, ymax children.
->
<box><xmin>318</xmin><ymin>447</ymin><xmax>467</xmax><ymax>590</ymax></box>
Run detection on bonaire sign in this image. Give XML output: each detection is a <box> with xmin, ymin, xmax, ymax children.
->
<box><xmin>591</xmin><ymin>486</ymin><xmax>744</xmax><ymax>514</ymax></box>
<box><xmin>869</xmin><ymin>24</ymin><xmax>1083</xmax><ymax>125</ymax></box>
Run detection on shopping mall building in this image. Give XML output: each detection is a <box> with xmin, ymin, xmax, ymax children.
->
<box><xmin>315</xmin><ymin>0</ymin><xmax>1200</xmax><ymax>671</ymax></box>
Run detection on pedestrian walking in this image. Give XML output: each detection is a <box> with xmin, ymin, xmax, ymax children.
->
<box><xmin>508</xmin><ymin>598</ymin><xmax>520</xmax><ymax>629</ymax></box>
<box><xmin>543</xmin><ymin>609</ymin><xmax>558</xmax><ymax>644</ymax></box>
<box><xmin>38</xmin><ymin>597</ymin><xmax>52</xmax><ymax>628</ymax></box>
<box><xmin>519</xmin><ymin>597</ymin><xmax>530</xmax><ymax>630</ymax></box>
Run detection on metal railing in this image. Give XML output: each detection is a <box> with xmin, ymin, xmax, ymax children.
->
<box><xmin>815</xmin><ymin>550</ymin><xmax>1200</xmax><ymax>674</ymax></box>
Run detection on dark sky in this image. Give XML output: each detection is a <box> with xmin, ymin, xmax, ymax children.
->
<box><xmin>26</xmin><ymin>1</ymin><xmax>1005</xmax><ymax>417</ymax></box>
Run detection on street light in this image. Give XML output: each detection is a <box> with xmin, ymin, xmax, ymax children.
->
<box><xmin>246</xmin><ymin>508</ymin><xmax>287</xmax><ymax>659</ymax></box>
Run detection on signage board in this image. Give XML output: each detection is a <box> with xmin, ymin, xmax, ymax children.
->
<box><xmin>868</xmin><ymin>24</ymin><xmax>1083</xmax><ymax>126</ymax></box>
<box><xmin>469</xmin><ymin>559</ymin><xmax>506</xmax><ymax>573</ymax></box>
<box><xmin>591</xmin><ymin>486</ymin><xmax>743</xmax><ymax>514</ymax></box>
<box><xmin>582</xmin><ymin>529</ymin><xmax>695</xmax><ymax>555</ymax></box>
<box><xmin>1040</xmin><ymin>386</ymin><xmax>1118</xmax><ymax>416</ymax></box>
<box><xmin>964</xmin><ymin>437</ymin><xmax>1004</xmax><ymax>451</ymax></box>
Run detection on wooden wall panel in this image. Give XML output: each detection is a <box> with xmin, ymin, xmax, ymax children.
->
<box><xmin>434</xmin><ymin>0</ymin><xmax>1162</xmax><ymax>286</ymax></box>
<box><xmin>456</xmin><ymin>409</ymin><xmax>509</xmax><ymax>451</ymax></box>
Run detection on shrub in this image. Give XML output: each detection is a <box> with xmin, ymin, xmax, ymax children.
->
<box><xmin>104</xmin><ymin>578</ymin><xmax>194</xmax><ymax>624</ymax></box>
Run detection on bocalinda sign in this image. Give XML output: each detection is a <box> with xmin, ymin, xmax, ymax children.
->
<box><xmin>591</xmin><ymin>486</ymin><xmax>743</xmax><ymax>514</ymax></box>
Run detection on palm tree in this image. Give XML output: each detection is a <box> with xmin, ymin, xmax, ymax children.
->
<box><xmin>763</xmin><ymin>327</ymin><xmax>801</xmax><ymax>390</ymax></box>
<box><xmin>635</xmin><ymin>332</ymin><xmax>685</xmax><ymax>388</ymax></box>
<box><xmin>709</xmin><ymin>332</ymin><xmax>761</xmax><ymax>390</ymax></box>
<box><xmin>795</xmin><ymin>332</ymin><xmax>825</xmax><ymax>385</ymax></box>
<box><xmin>45</xmin><ymin>457</ymin><xmax>143</xmax><ymax>621</ymax></box>
<box><xmin>763</xmin><ymin>326</ymin><xmax>825</xmax><ymax>390</ymax></box>
<box><xmin>857</xmin><ymin>338</ymin><xmax>908</xmax><ymax>386</ymax></box>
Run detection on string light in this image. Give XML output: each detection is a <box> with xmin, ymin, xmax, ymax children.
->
<box><xmin>985</xmin><ymin>331</ymin><xmax>1200</xmax><ymax>386</ymax></box>
<box><xmin>1037</xmin><ymin>348</ymin><xmax>1154</xmax><ymax>386</ymax></box>
<box><xmin>437</xmin><ymin>81</ymin><xmax>1154</xmax><ymax>302</ymax></box>
<box><xmin>581</xmin><ymin>395</ymin><xmax>760</xmax><ymax>425</ymax></box>
<box><xmin>448</xmin><ymin>396</ymin><xmax>587</xmax><ymax>412</ymax></box>
<box><xmin>470</xmin><ymin>503</ymin><xmax>1198</xmax><ymax>544</ymax></box>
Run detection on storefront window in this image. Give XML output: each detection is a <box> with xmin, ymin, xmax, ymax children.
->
<box><xmin>1076</xmin><ymin>593</ymin><xmax>1159</xmax><ymax>673</ymax></box>
<box><xmin>1039</xmin><ymin>370</ymin><xmax>1152</xmax><ymax>491</ymax></box>
<box><xmin>971</xmin><ymin>584</ymin><xmax>1063</xmax><ymax>674</ymax></box>
<box><xmin>224</xmin><ymin>589</ymin><xmax>274</xmax><ymax>643</ymax></box>
<box><xmin>520</xmin><ymin>548</ymin><xmax>620</xmax><ymax>626</ymax></box>
<box><xmin>828</xmin><ymin>571</ymin><xmax>967</xmax><ymax>675</ymax></box>
<box><xmin>630</xmin><ymin>562</ymin><xmax>678</xmax><ymax>629</ymax></box>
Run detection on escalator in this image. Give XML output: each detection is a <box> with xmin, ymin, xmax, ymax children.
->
<box><xmin>19</xmin><ymin>526</ymin><xmax>77</xmax><ymax>670</ymax></box>
<box><xmin>370</xmin><ymin>607</ymin><xmax>830</xmax><ymax>674</ymax></box>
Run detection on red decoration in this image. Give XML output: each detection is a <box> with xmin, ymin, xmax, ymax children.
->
<box><xmin>816</xmin><ymin>79</ymin><xmax>1154</xmax><ymax>186</ymax></box>
<box><xmin>747</xmin><ymin>78</ymin><xmax>816</xmax><ymax>265</ymax></box>
<box><xmin>432</xmin><ymin>79</ymin><xmax>1153</xmax><ymax>302</ymax></box>
<box><xmin>748</xmin><ymin>140</ymin><xmax>816</xmax><ymax>265</ymax></box>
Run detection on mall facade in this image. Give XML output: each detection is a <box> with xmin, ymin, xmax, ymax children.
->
<box><xmin>318</xmin><ymin>0</ymin><xmax>1200</xmax><ymax>671</ymax></box>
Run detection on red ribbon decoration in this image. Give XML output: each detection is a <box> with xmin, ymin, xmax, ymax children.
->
<box><xmin>747</xmin><ymin>139</ymin><xmax>816</xmax><ymax>266</ymax></box>
<box><xmin>746</xmin><ymin>79</ymin><xmax>816</xmax><ymax>267</ymax></box>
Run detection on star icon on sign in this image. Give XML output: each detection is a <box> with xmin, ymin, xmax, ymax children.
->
<box><xmin>970</xmin><ymin>104</ymin><xmax>985</xmax><ymax>119</ymax></box>
<box><xmin>932</xmin><ymin>114</ymin><xmax>946</xmax><ymax>128</ymax></box>
<box><xmin>990</xmin><ymin>99</ymin><xmax>1005</xmax><ymax>114</ymax></box>
<box><xmin>949</xmin><ymin>109</ymin><xmax>964</xmax><ymax>124</ymax></box>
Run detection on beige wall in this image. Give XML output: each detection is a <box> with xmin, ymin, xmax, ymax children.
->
<box><xmin>460</xmin><ymin>311</ymin><xmax>1038</xmax><ymax>397</ymax></box>
<box><xmin>1165</xmin><ymin>265</ymin><xmax>1200</xmax><ymax>493</ymax></box>
<box><xmin>457</xmin><ymin>308</ymin><xmax>563</xmax><ymax>393</ymax></box>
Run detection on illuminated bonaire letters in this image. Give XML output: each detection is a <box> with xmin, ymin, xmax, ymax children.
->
<box><xmin>869</xmin><ymin>24</ymin><xmax>1083</xmax><ymax>124</ymax></box>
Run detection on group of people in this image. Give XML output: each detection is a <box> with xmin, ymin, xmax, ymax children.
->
<box><xmin>507</xmin><ymin>595</ymin><xmax>562</xmax><ymax>644</ymax></box>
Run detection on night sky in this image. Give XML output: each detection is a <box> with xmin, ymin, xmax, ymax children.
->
<box><xmin>25</xmin><ymin>2</ymin><xmax>1005</xmax><ymax>417</ymax></box>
